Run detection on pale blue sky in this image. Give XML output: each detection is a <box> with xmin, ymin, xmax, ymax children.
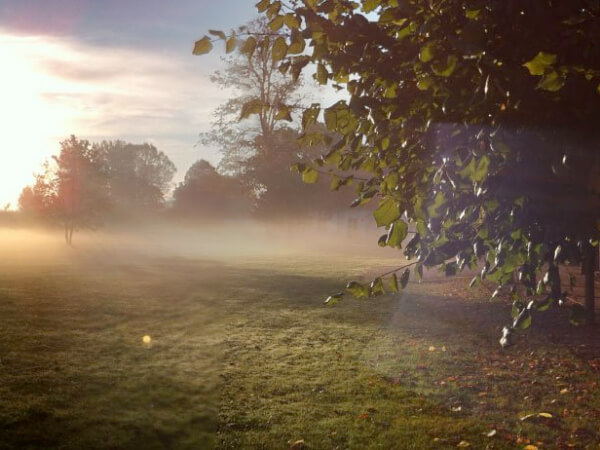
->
<box><xmin>0</xmin><ymin>0</ymin><xmax>260</xmax><ymax>207</ymax></box>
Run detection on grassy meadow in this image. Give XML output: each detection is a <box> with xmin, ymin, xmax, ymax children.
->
<box><xmin>0</xmin><ymin>227</ymin><xmax>599</xmax><ymax>449</ymax></box>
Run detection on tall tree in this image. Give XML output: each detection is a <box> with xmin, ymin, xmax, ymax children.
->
<box><xmin>53</xmin><ymin>135</ymin><xmax>110</xmax><ymax>245</ymax></box>
<box><xmin>199</xmin><ymin>18</ymin><xmax>303</xmax><ymax>176</ymax></box>
<box><xmin>97</xmin><ymin>141</ymin><xmax>176</xmax><ymax>213</ymax></box>
<box><xmin>198</xmin><ymin>0</ymin><xmax>600</xmax><ymax>338</ymax></box>
<box><xmin>172</xmin><ymin>159</ymin><xmax>248</xmax><ymax>218</ymax></box>
<box><xmin>18</xmin><ymin>163</ymin><xmax>55</xmax><ymax>219</ymax></box>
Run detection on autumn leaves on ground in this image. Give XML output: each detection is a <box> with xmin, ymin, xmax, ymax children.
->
<box><xmin>1</xmin><ymin>230</ymin><xmax>600</xmax><ymax>449</ymax></box>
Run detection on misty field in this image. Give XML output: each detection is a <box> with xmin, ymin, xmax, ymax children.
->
<box><xmin>1</xmin><ymin>229</ymin><xmax>600</xmax><ymax>449</ymax></box>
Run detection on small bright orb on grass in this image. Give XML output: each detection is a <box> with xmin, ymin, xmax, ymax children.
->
<box><xmin>142</xmin><ymin>335</ymin><xmax>152</xmax><ymax>344</ymax></box>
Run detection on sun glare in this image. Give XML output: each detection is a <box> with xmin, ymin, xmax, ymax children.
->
<box><xmin>0</xmin><ymin>33</ymin><xmax>77</xmax><ymax>208</ymax></box>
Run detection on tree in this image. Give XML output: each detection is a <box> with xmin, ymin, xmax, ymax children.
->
<box><xmin>172</xmin><ymin>159</ymin><xmax>249</xmax><ymax>219</ymax></box>
<box><xmin>52</xmin><ymin>135</ymin><xmax>109</xmax><ymax>245</ymax></box>
<box><xmin>97</xmin><ymin>141</ymin><xmax>176</xmax><ymax>214</ymax></box>
<box><xmin>246</xmin><ymin>126</ymin><xmax>354</xmax><ymax>217</ymax></box>
<box><xmin>199</xmin><ymin>18</ymin><xmax>354</xmax><ymax>218</ymax></box>
<box><xmin>197</xmin><ymin>0</ymin><xmax>600</xmax><ymax>339</ymax></box>
<box><xmin>200</xmin><ymin>18</ymin><xmax>303</xmax><ymax>175</ymax></box>
<box><xmin>18</xmin><ymin>163</ymin><xmax>55</xmax><ymax>219</ymax></box>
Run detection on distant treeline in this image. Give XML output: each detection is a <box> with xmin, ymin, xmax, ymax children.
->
<box><xmin>17</xmin><ymin>133</ymin><xmax>353</xmax><ymax>242</ymax></box>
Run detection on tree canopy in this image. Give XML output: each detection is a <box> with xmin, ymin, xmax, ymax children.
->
<box><xmin>196</xmin><ymin>0</ymin><xmax>600</xmax><ymax>340</ymax></box>
<box><xmin>97</xmin><ymin>140</ymin><xmax>176</xmax><ymax>213</ymax></box>
<box><xmin>172</xmin><ymin>159</ymin><xmax>249</xmax><ymax>219</ymax></box>
<box><xmin>19</xmin><ymin>136</ymin><xmax>177</xmax><ymax>243</ymax></box>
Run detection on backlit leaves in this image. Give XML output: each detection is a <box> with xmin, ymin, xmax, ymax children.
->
<box><xmin>432</xmin><ymin>55</ymin><xmax>458</xmax><ymax>77</ymax></box>
<box><xmin>301</xmin><ymin>167</ymin><xmax>319</xmax><ymax>184</ymax></box>
<box><xmin>272</xmin><ymin>37</ymin><xmax>288</xmax><ymax>62</ymax></box>
<box><xmin>240</xmin><ymin>98</ymin><xmax>267</xmax><ymax>119</ymax></box>
<box><xmin>192</xmin><ymin>36</ymin><xmax>213</xmax><ymax>55</ymax></box>
<box><xmin>240</xmin><ymin>37</ymin><xmax>257</xmax><ymax>58</ymax></box>
<box><xmin>373</xmin><ymin>197</ymin><xmax>400</xmax><ymax>227</ymax></box>
<box><xmin>523</xmin><ymin>52</ymin><xmax>557</xmax><ymax>76</ymax></box>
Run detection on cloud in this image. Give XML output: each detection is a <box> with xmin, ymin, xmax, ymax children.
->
<box><xmin>0</xmin><ymin>29</ymin><xmax>236</xmax><ymax>206</ymax></box>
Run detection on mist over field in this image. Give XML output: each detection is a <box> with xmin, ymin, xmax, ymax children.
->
<box><xmin>0</xmin><ymin>219</ymin><xmax>394</xmax><ymax>265</ymax></box>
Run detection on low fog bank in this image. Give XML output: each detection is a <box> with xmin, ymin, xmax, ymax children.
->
<box><xmin>0</xmin><ymin>217</ymin><xmax>399</xmax><ymax>268</ymax></box>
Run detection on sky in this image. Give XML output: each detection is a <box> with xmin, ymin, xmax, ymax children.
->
<box><xmin>0</xmin><ymin>0</ymin><xmax>260</xmax><ymax>208</ymax></box>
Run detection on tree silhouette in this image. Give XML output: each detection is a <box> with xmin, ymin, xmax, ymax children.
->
<box><xmin>98</xmin><ymin>140</ymin><xmax>176</xmax><ymax>214</ymax></box>
<box><xmin>53</xmin><ymin>136</ymin><xmax>110</xmax><ymax>245</ymax></box>
<box><xmin>172</xmin><ymin>160</ymin><xmax>248</xmax><ymax>219</ymax></box>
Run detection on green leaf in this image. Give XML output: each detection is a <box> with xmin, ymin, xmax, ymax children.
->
<box><xmin>535</xmin><ymin>296</ymin><xmax>553</xmax><ymax>312</ymax></box>
<box><xmin>272</xmin><ymin>37</ymin><xmax>288</xmax><ymax>62</ymax></box>
<box><xmin>324</xmin><ymin>292</ymin><xmax>344</xmax><ymax>305</ymax></box>
<box><xmin>240</xmin><ymin>37</ymin><xmax>257</xmax><ymax>58</ymax></box>
<box><xmin>256</xmin><ymin>0</ymin><xmax>270</xmax><ymax>12</ymax></box>
<box><xmin>330</xmin><ymin>175</ymin><xmax>341</xmax><ymax>191</ymax></box>
<box><xmin>458</xmin><ymin>156</ymin><xmax>489</xmax><ymax>183</ymax></box>
<box><xmin>362</xmin><ymin>0</ymin><xmax>379</xmax><ymax>13</ymax></box>
<box><xmin>208</xmin><ymin>29</ymin><xmax>226</xmax><ymax>40</ymax></box>
<box><xmin>388</xmin><ymin>273</ymin><xmax>399</xmax><ymax>293</ymax></box>
<box><xmin>316</xmin><ymin>63</ymin><xmax>328</xmax><ymax>84</ymax></box>
<box><xmin>513</xmin><ymin>309</ymin><xmax>532</xmax><ymax>330</ymax></box>
<box><xmin>537</xmin><ymin>70</ymin><xmax>565</xmax><ymax>92</ymax></box>
<box><xmin>416</xmin><ymin>264</ymin><xmax>423</xmax><ymax>281</ymax></box>
<box><xmin>426</xmin><ymin>191</ymin><xmax>446</xmax><ymax>218</ymax></box>
<box><xmin>323</xmin><ymin>103</ymin><xmax>357</xmax><ymax>134</ymax></box>
<box><xmin>274</xmin><ymin>105</ymin><xmax>292</xmax><ymax>121</ymax></box>
<box><xmin>373</xmin><ymin>197</ymin><xmax>400</xmax><ymax>227</ymax></box>
<box><xmin>432</xmin><ymin>55</ymin><xmax>458</xmax><ymax>77</ymax></box>
<box><xmin>511</xmin><ymin>300</ymin><xmax>525</xmax><ymax>319</ymax></box>
<box><xmin>370</xmin><ymin>277</ymin><xmax>385</xmax><ymax>296</ymax></box>
<box><xmin>346</xmin><ymin>281</ymin><xmax>369</xmax><ymax>298</ymax></box>
<box><xmin>283</xmin><ymin>13</ymin><xmax>300</xmax><ymax>29</ymax></box>
<box><xmin>419</xmin><ymin>43</ymin><xmax>434</xmax><ymax>63</ymax></box>
<box><xmin>465</xmin><ymin>9</ymin><xmax>480</xmax><ymax>19</ymax></box>
<box><xmin>469</xmin><ymin>276</ymin><xmax>478</xmax><ymax>288</ymax></box>
<box><xmin>301</xmin><ymin>167</ymin><xmax>319</xmax><ymax>184</ymax></box>
<box><xmin>269</xmin><ymin>15</ymin><xmax>285</xmax><ymax>31</ymax></box>
<box><xmin>400</xmin><ymin>268</ymin><xmax>410</xmax><ymax>288</ymax></box>
<box><xmin>523</xmin><ymin>51</ymin><xmax>556</xmax><ymax>76</ymax></box>
<box><xmin>225</xmin><ymin>37</ymin><xmax>237</xmax><ymax>53</ymax></box>
<box><xmin>240</xmin><ymin>98</ymin><xmax>266</xmax><ymax>119</ymax></box>
<box><xmin>288</xmin><ymin>36</ymin><xmax>305</xmax><ymax>54</ymax></box>
<box><xmin>192</xmin><ymin>36</ymin><xmax>213</xmax><ymax>55</ymax></box>
<box><xmin>416</xmin><ymin>76</ymin><xmax>433</xmax><ymax>90</ymax></box>
<box><xmin>386</xmin><ymin>220</ymin><xmax>408</xmax><ymax>247</ymax></box>
<box><xmin>301</xmin><ymin>105</ymin><xmax>320</xmax><ymax>129</ymax></box>
<box><xmin>383</xmin><ymin>83</ymin><xmax>397</xmax><ymax>98</ymax></box>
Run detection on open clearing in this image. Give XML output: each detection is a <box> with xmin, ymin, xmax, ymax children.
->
<box><xmin>1</xmin><ymin>230</ymin><xmax>600</xmax><ymax>449</ymax></box>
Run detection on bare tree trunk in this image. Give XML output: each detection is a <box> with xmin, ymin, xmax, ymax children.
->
<box><xmin>584</xmin><ymin>241</ymin><xmax>596</xmax><ymax>325</ymax></box>
<box><xmin>65</xmin><ymin>222</ymin><xmax>74</xmax><ymax>246</ymax></box>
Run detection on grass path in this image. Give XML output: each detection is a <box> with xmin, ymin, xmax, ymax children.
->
<box><xmin>0</xmin><ymin>251</ymin><xmax>599</xmax><ymax>449</ymax></box>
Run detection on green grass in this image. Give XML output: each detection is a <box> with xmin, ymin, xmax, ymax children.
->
<box><xmin>0</xmin><ymin>242</ymin><xmax>600</xmax><ymax>449</ymax></box>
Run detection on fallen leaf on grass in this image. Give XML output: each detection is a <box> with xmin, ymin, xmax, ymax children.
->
<box><xmin>523</xmin><ymin>445</ymin><xmax>539</xmax><ymax>450</ymax></box>
<box><xmin>486</xmin><ymin>429</ymin><xmax>497</xmax><ymax>437</ymax></box>
<box><xmin>520</xmin><ymin>412</ymin><xmax>552</xmax><ymax>421</ymax></box>
<box><xmin>289</xmin><ymin>439</ymin><xmax>304</xmax><ymax>450</ymax></box>
<box><xmin>457</xmin><ymin>440</ymin><xmax>470</xmax><ymax>447</ymax></box>
<box><xmin>357</xmin><ymin>413</ymin><xmax>370</xmax><ymax>420</ymax></box>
